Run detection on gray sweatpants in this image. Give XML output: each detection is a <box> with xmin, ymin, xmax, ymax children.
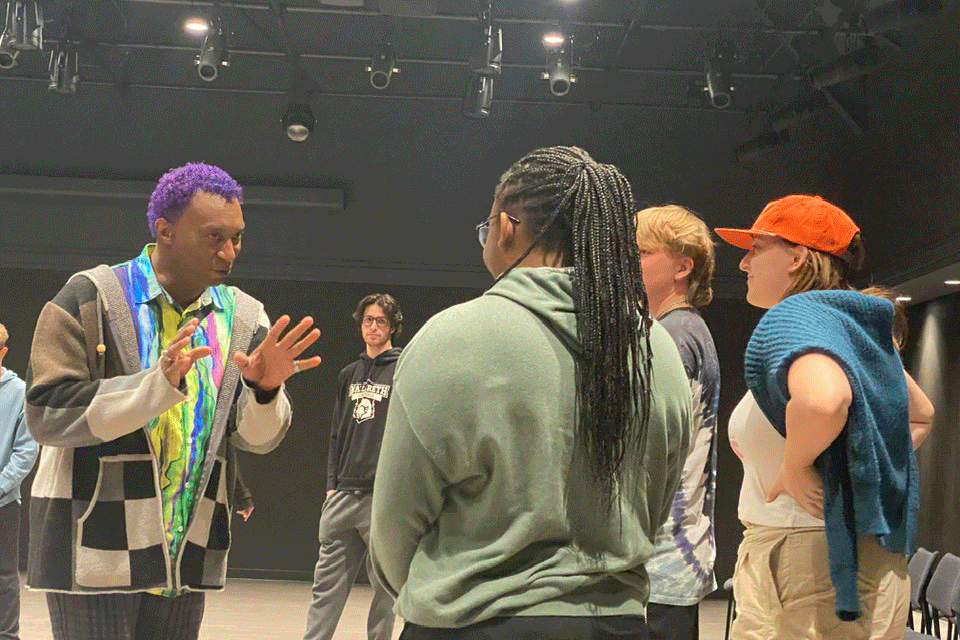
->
<box><xmin>0</xmin><ymin>501</ymin><xmax>21</xmax><ymax>640</ymax></box>
<box><xmin>303</xmin><ymin>490</ymin><xmax>395</xmax><ymax>640</ymax></box>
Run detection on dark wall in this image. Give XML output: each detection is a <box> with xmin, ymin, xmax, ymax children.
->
<box><xmin>903</xmin><ymin>292</ymin><xmax>960</xmax><ymax>557</ymax></box>
<box><xmin>2</xmin><ymin>268</ymin><xmax>76</xmax><ymax>572</ymax></box>
<box><xmin>838</xmin><ymin>2</ymin><xmax>960</xmax><ymax>283</ymax></box>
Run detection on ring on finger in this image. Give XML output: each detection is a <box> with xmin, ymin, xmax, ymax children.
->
<box><xmin>292</xmin><ymin>360</ymin><xmax>301</xmax><ymax>374</ymax></box>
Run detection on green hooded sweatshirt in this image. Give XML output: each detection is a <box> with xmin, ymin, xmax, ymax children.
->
<box><xmin>370</xmin><ymin>267</ymin><xmax>692</xmax><ymax>628</ymax></box>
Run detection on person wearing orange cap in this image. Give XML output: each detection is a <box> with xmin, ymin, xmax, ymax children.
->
<box><xmin>715</xmin><ymin>195</ymin><xmax>934</xmax><ymax>640</ymax></box>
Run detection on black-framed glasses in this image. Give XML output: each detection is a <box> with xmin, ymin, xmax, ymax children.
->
<box><xmin>476</xmin><ymin>213</ymin><xmax>520</xmax><ymax>247</ymax></box>
<box><xmin>362</xmin><ymin>316</ymin><xmax>390</xmax><ymax>328</ymax></box>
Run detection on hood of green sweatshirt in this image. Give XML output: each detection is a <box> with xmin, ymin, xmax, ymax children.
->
<box><xmin>483</xmin><ymin>267</ymin><xmax>582</xmax><ymax>355</ymax></box>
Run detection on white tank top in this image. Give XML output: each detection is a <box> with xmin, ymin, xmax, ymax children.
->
<box><xmin>728</xmin><ymin>391</ymin><xmax>824</xmax><ymax>528</ymax></box>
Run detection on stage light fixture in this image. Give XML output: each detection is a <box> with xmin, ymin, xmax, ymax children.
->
<box><xmin>469</xmin><ymin>1</ymin><xmax>501</xmax><ymax>76</ymax></box>
<box><xmin>184</xmin><ymin>16</ymin><xmax>210</xmax><ymax>35</ymax></box>
<box><xmin>1</xmin><ymin>1</ymin><xmax>42</xmax><ymax>52</ymax></box>
<box><xmin>283</xmin><ymin>101</ymin><xmax>315</xmax><ymax>142</ymax></box>
<box><xmin>769</xmin><ymin>93</ymin><xmax>830</xmax><ymax>131</ymax></box>
<box><xmin>463</xmin><ymin>73</ymin><xmax>494</xmax><ymax>119</ymax></box>
<box><xmin>0</xmin><ymin>33</ymin><xmax>17</xmax><ymax>69</ymax></box>
<box><xmin>863</xmin><ymin>0</ymin><xmax>942</xmax><ymax>33</ymax></box>
<box><xmin>196</xmin><ymin>18</ymin><xmax>228</xmax><ymax>81</ymax></box>
<box><xmin>367</xmin><ymin>42</ymin><xmax>398</xmax><ymax>89</ymax></box>
<box><xmin>705</xmin><ymin>45</ymin><xmax>734</xmax><ymax>109</ymax></box>
<box><xmin>543</xmin><ymin>30</ymin><xmax>565</xmax><ymax>48</ymax></box>
<box><xmin>735</xmin><ymin>129</ymin><xmax>790</xmax><ymax>163</ymax></box>
<box><xmin>810</xmin><ymin>44</ymin><xmax>882</xmax><ymax>89</ymax></box>
<box><xmin>543</xmin><ymin>41</ymin><xmax>574</xmax><ymax>96</ymax></box>
<box><xmin>48</xmin><ymin>42</ymin><xmax>79</xmax><ymax>94</ymax></box>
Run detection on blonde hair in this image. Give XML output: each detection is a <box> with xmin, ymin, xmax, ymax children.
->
<box><xmin>782</xmin><ymin>232</ymin><xmax>866</xmax><ymax>299</ymax></box>
<box><xmin>636</xmin><ymin>205</ymin><xmax>716</xmax><ymax>307</ymax></box>
<box><xmin>0</xmin><ymin>323</ymin><xmax>7</xmax><ymax>349</ymax></box>
<box><xmin>860</xmin><ymin>285</ymin><xmax>908</xmax><ymax>350</ymax></box>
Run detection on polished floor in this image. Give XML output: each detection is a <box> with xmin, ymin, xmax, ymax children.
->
<box><xmin>18</xmin><ymin>578</ymin><xmax>730</xmax><ymax>639</ymax></box>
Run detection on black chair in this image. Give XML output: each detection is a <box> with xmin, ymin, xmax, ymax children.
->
<box><xmin>906</xmin><ymin>553</ymin><xmax>960</xmax><ymax>639</ymax></box>
<box><xmin>723</xmin><ymin>577</ymin><xmax>735</xmax><ymax>640</ymax></box>
<box><xmin>910</xmin><ymin>548</ymin><xmax>941</xmax><ymax>633</ymax></box>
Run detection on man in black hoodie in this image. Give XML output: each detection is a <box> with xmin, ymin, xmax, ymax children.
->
<box><xmin>303</xmin><ymin>294</ymin><xmax>402</xmax><ymax>640</ymax></box>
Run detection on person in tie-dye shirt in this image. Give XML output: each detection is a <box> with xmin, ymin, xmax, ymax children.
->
<box><xmin>26</xmin><ymin>163</ymin><xmax>321</xmax><ymax>640</ymax></box>
<box><xmin>636</xmin><ymin>205</ymin><xmax>721</xmax><ymax>640</ymax></box>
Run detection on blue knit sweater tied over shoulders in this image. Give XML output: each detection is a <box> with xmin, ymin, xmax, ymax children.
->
<box><xmin>744</xmin><ymin>289</ymin><xmax>918</xmax><ymax>621</ymax></box>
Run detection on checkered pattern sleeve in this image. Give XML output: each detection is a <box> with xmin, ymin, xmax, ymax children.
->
<box><xmin>25</xmin><ymin>275</ymin><xmax>187</xmax><ymax>448</ymax></box>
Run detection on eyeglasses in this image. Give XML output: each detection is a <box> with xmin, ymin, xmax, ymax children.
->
<box><xmin>476</xmin><ymin>213</ymin><xmax>521</xmax><ymax>247</ymax></box>
<box><xmin>362</xmin><ymin>316</ymin><xmax>390</xmax><ymax>329</ymax></box>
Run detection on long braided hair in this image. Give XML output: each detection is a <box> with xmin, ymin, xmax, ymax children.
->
<box><xmin>493</xmin><ymin>146</ymin><xmax>654</xmax><ymax>504</ymax></box>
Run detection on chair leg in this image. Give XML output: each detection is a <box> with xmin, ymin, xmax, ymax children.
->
<box><xmin>725</xmin><ymin>591</ymin><xmax>736</xmax><ymax>640</ymax></box>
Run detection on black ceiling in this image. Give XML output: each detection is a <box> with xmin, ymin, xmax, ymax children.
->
<box><xmin>3</xmin><ymin>0</ymin><xmax>880</xmax><ymax>112</ymax></box>
<box><xmin>0</xmin><ymin>0</ymin><xmax>954</xmax><ymax>293</ymax></box>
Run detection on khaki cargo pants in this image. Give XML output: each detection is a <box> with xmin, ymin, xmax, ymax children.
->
<box><xmin>731</xmin><ymin>522</ymin><xmax>909</xmax><ymax>640</ymax></box>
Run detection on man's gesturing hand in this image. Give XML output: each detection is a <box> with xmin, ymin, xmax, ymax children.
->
<box><xmin>160</xmin><ymin>319</ymin><xmax>213</xmax><ymax>389</ymax></box>
<box><xmin>234</xmin><ymin>315</ymin><xmax>322</xmax><ymax>390</ymax></box>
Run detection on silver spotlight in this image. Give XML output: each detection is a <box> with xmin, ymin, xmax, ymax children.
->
<box><xmin>543</xmin><ymin>42</ymin><xmax>574</xmax><ymax>97</ymax></box>
<box><xmin>705</xmin><ymin>46</ymin><xmax>734</xmax><ymax>109</ymax></box>
<box><xmin>48</xmin><ymin>43</ymin><xmax>79</xmax><ymax>94</ymax></box>
<box><xmin>196</xmin><ymin>20</ymin><xmax>228</xmax><ymax>82</ymax></box>
<box><xmin>0</xmin><ymin>33</ymin><xmax>17</xmax><ymax>69</ymax></box>
<box><xmin>1</xmin><ymin>1</ymin><xmax>42</xmax><ymax>54</ymax></box>
<box><xmin>367</xmin><ymin>43</ymin><xmax>398</xmax><ymax>90</ymax></box>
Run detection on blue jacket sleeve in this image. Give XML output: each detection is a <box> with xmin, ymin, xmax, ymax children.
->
<box><xmin>0</xmin><ymin>407</ymin><xmax>40</xmax><ymax>498</ymax></box>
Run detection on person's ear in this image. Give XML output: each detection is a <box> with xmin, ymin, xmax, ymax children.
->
<box><xmin>787</xmin><ymin>245</ymin><xmax>809</xmax><ymax>275</ymax></box>
<box><xmin>674</xmin><ymin>255</ymin><xmax>694</xmax><ymax>282</ymax></box>
<box><xmin>496</xmin><ymin>211</ymin><xmax>518</xmax><ymax>251</ymax></box>
<box><xmin>155</xmin><ymin>218</ymin><xmax>174</xmax><ymax>246</ymax></box>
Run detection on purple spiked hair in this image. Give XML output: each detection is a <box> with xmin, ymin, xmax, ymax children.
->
<box><xmin>146</xmin><ymin>163</ymin><xmax>243</xmax><ymax>238</ymax></box>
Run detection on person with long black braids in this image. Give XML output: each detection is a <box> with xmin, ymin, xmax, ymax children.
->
<box><xmin>369</xmin><ymin>146</ymin><xmax>692</xmax><ymax>640</ymax></box>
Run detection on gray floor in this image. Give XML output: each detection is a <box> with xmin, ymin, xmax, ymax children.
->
<box><xmin>18</xmin><ymin>578</ymin><xmax>730</xmax><ymax>639</ymax></box>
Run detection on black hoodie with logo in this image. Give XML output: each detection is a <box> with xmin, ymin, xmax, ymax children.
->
<box><xmin>326</xmin><ymin>347</ymin><xmax>402</xmax><ymax>492</ymax></box>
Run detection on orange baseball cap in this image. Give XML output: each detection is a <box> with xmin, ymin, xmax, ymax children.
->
<box><xmin>715</xmin><ymin>194</ymin><xmax>860</xmax><ymax>261</ymax></box>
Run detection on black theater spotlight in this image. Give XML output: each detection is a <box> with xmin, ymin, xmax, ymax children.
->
<box><xmin>469</xmin><ymin>1</ymin><xmax>502</xmax><ymax>76</ymax></box>
<box><xmin>282</xmin><ymin>101</ymin><xmax>315</xmax><ymax>142</ymax></box>
<box><xmin>196</xmin><ymin>15</ymin><xmax>228</xmax><ymax>82</ymax></box>
<box><xmin>463</xmin><ymin>73</ymin><xmax>494</xmax><ymax>119</ymax></box>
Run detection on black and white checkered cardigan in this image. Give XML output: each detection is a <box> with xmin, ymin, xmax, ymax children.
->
<box><xmin>25</xmin><ymin>265</ymin><xmax>290</xmax><ymax>593</ymax></box>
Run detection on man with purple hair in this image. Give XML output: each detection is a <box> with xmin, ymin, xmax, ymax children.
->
<box><xmin>25</xmin><ymin>163</ymin><xmax>321</xmax><ymax>640</ymax></box>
